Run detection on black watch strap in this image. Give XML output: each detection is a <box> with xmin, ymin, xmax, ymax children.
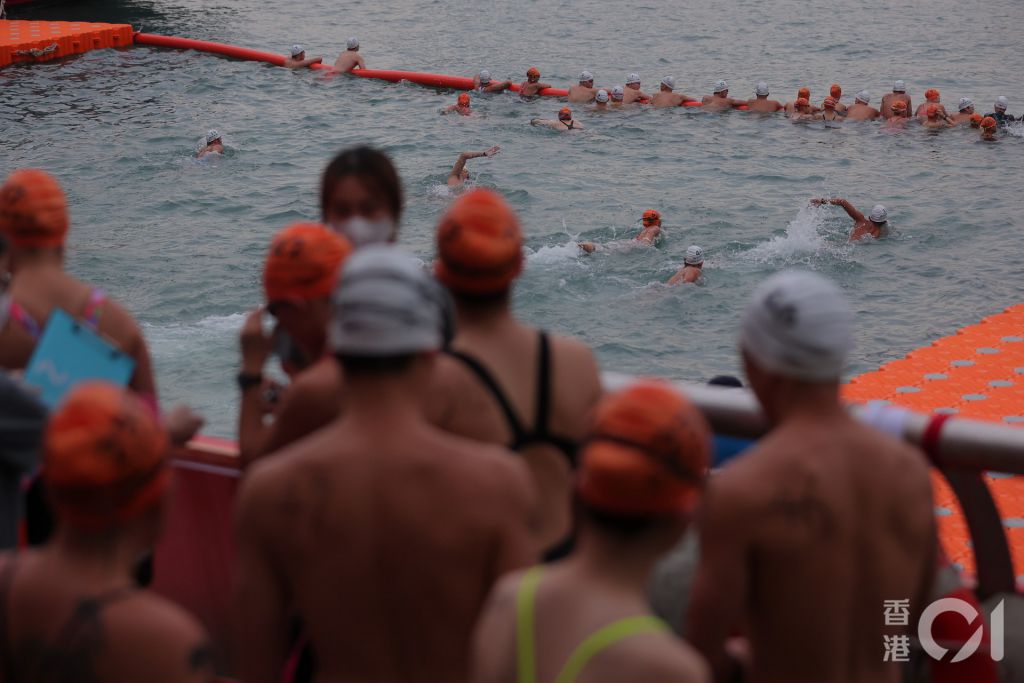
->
<box><xmin>237</xmin><ymin>372</ymin><xmax>263</xmax><ymax>391</ymax></box>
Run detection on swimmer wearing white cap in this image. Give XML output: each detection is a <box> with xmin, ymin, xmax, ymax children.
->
<box><xmin>610</xmin><ymin>85</ymin><xmax>626</xmax><ymax>105</ymax></box>
<box><xmin>473</xmin><ymin>68</ymin><xmax>513</xmax><ymax>93</ymax></box>
<box><xmin>621</xmin><ymin>73</ymin><xmax>650</xmax><ymax>104</ymax></box>
<box><xmin>702</xmin><ymin>79</ymin><xmax>746</xmax><ymax>111</ymax></box>
<box><xmin>985</xmin><ymin>96</ymin><xmax>1017</xmax><ymax>125</ymax></box>
<box><xmin>949</xmin><ymin>97</ymin><xmax>976</xmax><ymax>125</ymax></box>
<box><xmin>283</xmin><ymin>43</ymin><xmax>322</xmax><ymax>69</ymax></box>
<box><xmin>333</xmin><ymin>36</ymin><xmax>365</xmax><ymax>72</ymax></box>
<box><xmin>197</xmin><ymin>129</ymin><xmax>224</xmax><ymax>158</ymax></box>
<box><xmin>880</xmin><ymin>80</ymin><xmax>912</xmax><ymax>119</ymax></box>
<box><xmin>667</xmin><ymin>245</ymin><xmax>705</xmax><ymax>285</ymax></box>
<box><xmin>592</xmin><ymin>89</ymin><xmax>610</xmax><ymax>110</ymax></box>
<box><xmin>745</xmin><ymin>82</ymin><xmax>784</xmax><ymax>113</ymax></box>
<box><xmin>688</xmin><ymin>269</ymin><xmax>935</xmax><ymax>683</ymax></box>
<box><xmin>567</xmin><ymin>70</ymin><xmax>603</xmax><ymax>103</ymax></box>
<box><xmin>844</xmin><ymin>90</ymin><xmax>880</xmax><ymax>121</ymax></box>
<box><xmin>651</xmin><ymin>75</ymin><xmax>695</xmax><ymax>108</ymax></box>
<box><xmin>811</xmin><ymin>197</ymin><xmax>888</xmax><ymax>241</ymax></box>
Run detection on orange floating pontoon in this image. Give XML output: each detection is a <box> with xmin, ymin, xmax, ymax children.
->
<box><xmin>845</xmin><ymin>303</ymin><xmax>1024</xmax><ymax>578</ymax></box>
<box><xmin>0</xmin><ymin>20</ymin><xmax>133</xmax><ymax>68</ymax></box>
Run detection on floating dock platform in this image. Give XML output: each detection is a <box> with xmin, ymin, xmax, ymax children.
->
<box><xmin>0</xmin><ymin>20</ymin><xmax>133</xmax><ymax>68</ymax></box>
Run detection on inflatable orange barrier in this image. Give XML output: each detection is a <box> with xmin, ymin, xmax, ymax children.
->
<box><xmin>0</xmin><ymin>20</ymin><xmax>133</xmax><ymax>68</ymax></box>
<box><xmin>134</xmin><ymin>32</ymin><xmax>284</xmax><ymax>66</ymax></box>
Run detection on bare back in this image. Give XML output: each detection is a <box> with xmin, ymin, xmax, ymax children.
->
<box><xmin>332</xmin><ymin>52</ymin><xmax>363</xmax><ymax>72</ymax></box>
<box><xmin>567</xmin><ymin>85</ymin><xmax>597</xmax><ymax>103</ymax></box>
<box><xmin>880</xmin><ymin>93</ymin><xmax>911</xmax><ymax>119</ymax></box>
<box><xmin>651</xmin><ymin>92</ymin><xmax>685</xmax><ymax>108</ymax></box>
<box><xmin>845</xmin><ymin>103</ymin><xmax>880</xmax><ymax>121</ymax></box>
<box><xmin>746</xmin><ymin>98</ymin><xmax>783</xmax><ymax>113</ymax></box>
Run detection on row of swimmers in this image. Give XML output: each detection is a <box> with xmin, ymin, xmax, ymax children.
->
<box><xmin>0</xmin><ymin>151</ymin><xmax>950</xmax><ymax>682</ymax></box>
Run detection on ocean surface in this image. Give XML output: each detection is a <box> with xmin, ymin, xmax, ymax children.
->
<box><xmin>3</xmin><ymin>0</ymin><xmax>1023</xmax><ymax>436</ymax></box>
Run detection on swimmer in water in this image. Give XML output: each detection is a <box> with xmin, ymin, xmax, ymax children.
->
<box><xmin>578</xmin><ymin>209</ymin><xmax>663</xmax><ymax>253</ymax></box>
<box><xmin>567</xmin><ymin>71</ymin><xmax>601</xmax><ymax>103</ymax></box>
<box><xmin>520</xmin><ymin>67</ymin><xmax>552</xmax><ymax>98</ymax></box>
<box><xmin>921</xmin><ymin>104</ymin><xmax>953</xmax><ymax>129</ymax></box>
<box><xmin>651</xmin><ymin>76</ymin><xmax>694</xmax><ymax>108</ymax></box>
<box><xmin>985</xmin><ymin>96</ymin><xmax>1016</xmax><ymax>126</ymax></box>
<box><xmin>667</xmin><ymin>245</ymin><xmax>705</xmax><ymax>285</ymax></box>
<box><xmin>969</xmin><ymin>113</ymin><xmax>984</xmax><ymax>128</ymax></box>
<box><xmin>687</xmin><ymin>271</ymin><xmax>935</xmax><ymax>683</ymax></box>
<box><xmin>789</xmin><ymin>97</ymin><xmax>815</xmax><ymax>121</ymax></box>
<box><xmin>447</xmin><ymin>146</ymin><xmax>500</xmax><ymax>188</ymax></box>
<box><xmin>197</xmin><ymin>129</ymin><xmax>224</xmax><ymax>158</ymax></box>
<box><xmin>949</xmin><ymin>97</ymin><xmax>976</xmax><ymax>125</ymax></box>
<box><xmin>283</xmin><ymin>44</ymin><xmax>322</xmax><ymax>69</ymax></box>
<box><xmin>474</xmin><ymin>69</ymin><xmax>512</xmax><ymax>93</ymax></box>
<box><xmin>442</xmin><ymin>92</ymin><xmax>473</xmax><ymax>116</ymax></box>
<box><xmin>701</xmin><ymin>80</ymin><xmax>746</xmax><ymax>111</ymax></box>
<box><xmin>785</xmin><ymin>87</ymin><xmax>819</xmax><ymax>115</ymax></box>
<box><xmin>592</xmin><ymin>89</ymin><xmax>610</xmax><ymax>109</ymax></box>
<box><xmin>531</xmin><ymin>107</ymin><xmax>583</xmax><ymax>132</ymax></box>
<box><xmin>814</xmin><ymin>96</ymin><xmax>843</xmax><ymax>123</ymax></box>
<box><xmin>885</xmin><ymin>100</ymin><xmax>910</xmax><ymax>128</ymax></box>
<box><xmin>745</xmin><ymin>82</ymin><xmax>784</xmax><ymax>113</ymax></box>
<box><xmin>845</xmin><ymin>90</ymin><xmax>880</xmax><ymax>121</ymax></box>
<box><xmin>470</xmin><ymin>381</ymin><xmax>712</xmax><ymax>683</ymax></box>
<box><xmin>880</xmin><ymin>80</ymin><xmax>912</xmax><ymax>119</ymax></box>
<box><xmin>332</xmin><ymin>36</ymin><xmax>365</xmax><ymax>72</ymax></box>
<box><xmin>980</xmin><ymin>116</ymin><xmax>999</xmax><ymax>141</ymax></box>
<box><xmin>622</xmin><ymin>73</ymin><xmax>651</xmax><ymax>104</ymax></box>
<box><xmin>610</xmin><ymin>85</ymin><xmax>626</xmax><ymax>106</ymax></box>
<box><xmin>811</xmin><ymin>197</ymin><xmax>888</xmax><ymax>241</ymax></box>
<box><xmin>914</xmin><ymin>88</ymin><xmax>949</xmax><ymax>120</ymax></box>
<box><xmin>827</xmin><ymin>83</ymin><xmax>848</xmax><ymax>115</ymax></box>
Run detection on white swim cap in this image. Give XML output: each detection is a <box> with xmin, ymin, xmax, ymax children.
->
<box><xmin>755</xmin><ymin>82</ymin><xmax>769</xmax><ymax>96</ymax></box>
<box><xmin>612</xmin><ymin>85</ymin><xmax>625</xmax><ymax>100</ymax></box>
<box><xmin>579</xmin><ymin>70</ymin><xmax>594</xmax><ymax>83</ymax></box>
<box><xmin>206</xmin><ymin>129</ymin><xmax>220</xmax><ymax>144</ymax></box>
<box><xmin>684</xmin><ymin>245</ymin><xmax>704</xmax><ymax>266</ymax></box>
<box><xmin>290</xmin><ymin>44</ymin><xmax>303</xmax><ymax>57</ymax></box>
<box><xmin>893</xmin><ymin>80</ymin><xmax>906</xmax><ymax>92</ymax></box>
<box><xmin>661</xmin><ymin>76</ymin><xmax>675</xmax><ymax>90</ymax></box>
<box><xmin>329</xmin><ymin>245</ymin><xmax>453</xmax><ymax>356</ymax></box>
<box><xmin>995</xmin><ymin>96</ymin><xmax>1008</xmax><ymax>111</ymax></box>
<box><xmin>855</xmin><ymin>90</ymin><xmax>870</xmax><ymax>104</ymax></box>
<box><xmin>958</xmin><ymin>97</ymin><xmax>973</xmax><ymax>112</ymax></box>
<box><xmin>740</xmin><ymin>270</ymin><xmax>853</xmax><ymax>382</ymax></box>
<box><xmin>626</xmin><ymin>73</ymin><xmax>641</xmax><ymax>85</ymax></box>
<box><xmin>595</xmin><ymin>89</ymin><xmax>609</xmax><ymax>103</ymax></box>
<box><xmin>478</xmin><ymin>69</ymin><xmax>491</xmax><ymax>84</ymax></box>
<box><xmin>346</xmin><ymin>37</ymin><xmax>359</xmax><ymax>50</ymax></box>
<box><xmin>714</xmin><ymin>80</ymin><xmax>728</xmax><ymax>93</ymax></box>
<box><xmin>868</xmin><ymin>204</ymin><xmax>888</xmax><ymax>223</ymax></box>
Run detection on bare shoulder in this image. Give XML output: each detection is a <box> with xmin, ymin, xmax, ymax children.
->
<box><xmin>617</xmin><ymin>632</ymin><xmax>711</xmax><ymax>682</ymax></box>
<box><xmin>107</xmin><ymin>592</ymin><xmax>213</xmax><ymax>680</ymax></box>
<box><xmin>548</xmin><ymin>333</ymin><xmax>602</xmax><ymax>391</ymax></box>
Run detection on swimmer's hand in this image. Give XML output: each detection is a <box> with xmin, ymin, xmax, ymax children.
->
<box><xmin>578</xmin><ymin>242</ymin><xmax>597</xmax><ymax>254</ymax></box>
<box><xmin>810</xmin><ymin>198</ymin><xmax>830</xmax><ymax>206</ymax></box>
<box><xmin>484</xmin><ymin>145</ymin><xmax>500</xmax><ymax>157</ymax></box>
<box><xmin>240</xmin><ymin>307</ymin><xmax>273</xmax><ymax>374</ymax></box>
<box><xmin>166</xmin><ymin>404</ymin><xmax>205</xmax><ymax>447</ymax></box>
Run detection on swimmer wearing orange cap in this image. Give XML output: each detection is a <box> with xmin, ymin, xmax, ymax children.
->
<box><xmin>578</xmin><ymin>208</ymin><xmax>662</xmax><ymax>253</ymax></box>
<box><xmin>816</xmin><ymin>96</ymin><xmax>843</xmax><ymax>123</ymax></box>
<box><xmin>471</xmin><ymin>380</ymin><xmax>711</xmax><ymax>683</ymax></box>
<box><xmin>921</xmin><ymin>103</ymin><xmax>953</xmax><ymax>129</ymax></box>
<box><xmin>519</xmin><ymin>66</ymin><xmax>552</xmax><ymax>98</ymax></box>
<box><xmin>980</xmin><ymin>116</ymin><xmax>999</xmax><ymax>141</ymax></box>
<box><xmin>969</xmin><ymin>112</ymin><xmax>984</xmax><ymax>128</ymax></box>
<box><xmin>880</xmin><ymin>79</ymin><xmax>912</xmax><ymax>119</ymax></box>
<box><xmin>0</xmin><ymin>382</ymin><xmax>214</xmax><ymax>681</ymax></box>
<box><xmin>789</xmin><ymin>96</ymin><xmax>816</xmax><ymax>121</ymax></box>
<box><xmin>442</xmin><ymin>92</ymin><xmax>473</xmax><ymax>116</ymax></box>
<box><xmin>885</xmin><ymin>99</ymin><xmax>910</xmax><ymax>128</ymax></box>
<box><xmin>531</xmin><ymin>106</ymin><xmax>584</xmax><ymax>131</ymax></box>
<box><xmin>447</xmin><ymin>145</ymin><xmax>500</xmax><ymax>188</ymax></box>
<box><xmin>236</xmin><ymin>222</ymin><xmax>352</xmax><ymax>465</ymax></box>
<box><xmin>785</xmin><ymin>86</ymin><xmax>820</xmax><ymax>116</ymax></box>
<box><xmin>827</xmin><ymin>83</ymin><xmax>848</xmax><ymax>115</ymax></box>
<box><xmin>0</xmin><ymin>169</ymin><xmax>162</xmax><ymax>413</ymax></box>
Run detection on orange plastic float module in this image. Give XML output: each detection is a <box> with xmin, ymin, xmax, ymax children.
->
<box><xmin>844</xmin><ymin>303</ymin><xmax>1024</xmax><ymax>579</ymax></box>
<box><xmin>0</xmin><ymin>20</ymin><xmax>133</xmax><ymax>68</ymax></box>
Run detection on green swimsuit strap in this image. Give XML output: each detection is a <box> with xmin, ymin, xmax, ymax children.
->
<box><xmin>553</xmin><ymin>615</ymin><xmax>669</xmax><ymax>683</ymax></box>
<box><xmin>516</xmin><ymin>566</ymin><xmax>545</xmax><ymax>683</ymax></box>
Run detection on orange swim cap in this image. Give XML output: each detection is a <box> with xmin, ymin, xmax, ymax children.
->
<box><xmin>558</xmin><ymin>106</ymin><xmax>572</xmax><ymax>120</ymax></box>
<box><xmin>458</xmin><ymin>93</ymin><xmax>471</xmax><ymax>107</ymax></box>
<box><xmin>435</xmin><ymin>188</ymin><xmax>523</xmax><ymax>296</ymax></box>
<box><xmin>970</xmin><ymin>113</ymin><xmax>984</xmax><ymax>126</ymax></box>
<box><xmin>577</xmin><ymin>381</ymin><xmax>711</xmax><ymax>516</ymax></box>
<box><xmin>925</xmin><ymin>88</ymin><xmax>940</xmax><ymax>101</ymax></box>
<box><xmin>44</xmin><ymin>382</ymin><xmax>169</xmax><ymax>530</ymax></box>
<box><xmin>527</xmin><ymin>67</ymin><xmax>540</xmax><ymax>78</ymax></box>
<box><xmin>981</xmin><ymin>116</ymin><xmax>997</xmax><ymax>129</ymax></box>
<box><xmin>830</xmin><ymin>84</ymin><xmax>841</xmax><ymax>98</ymax></box>
<box><xmin>0</xmin><ymin>168</ymin><xmax>69</xmax><ymax>249</ymax></box>
<box><xmin>796</xmin><ymin>97</ymin><xmax>809</xmax><ymax>107</ymax></box>
<box><xmin>263</xmin><ymin>222</ymin><xmax>353</xmax><ymax>303</ymax></box>
<box><xmin>798</xmin><ymin>87</ymin><xmax>810</xmax><ymax>99</ymax></box>
<box><xmin>642</xmin><ymin>209</ymin><xmax>661</xmax><ymax>223</ymax></box>
<box><xmin>823</xmin><ymin>96</ymin><xmax>837</xmax><ymax>109</ymax></box>
<box><xmin>892</xmin><ymin>101</ymin><xmax>907</xmax><ymax>113</ymax></box>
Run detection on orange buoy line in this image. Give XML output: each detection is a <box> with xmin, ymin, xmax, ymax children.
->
<box><xmin>0</xmin><ymin>20</ymin><xmax>133</xmax><ymax>68</ymax></box>
<box><xmin>844</xmin><ymin>304</ymin><xmax>1024</xmax><ymax>578</ymax></box>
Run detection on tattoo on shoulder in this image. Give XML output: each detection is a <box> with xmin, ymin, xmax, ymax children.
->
<box><xmin>766</xmin><ymin>473</ymin><xmax>835</xmax><ymax>537</ymax></box>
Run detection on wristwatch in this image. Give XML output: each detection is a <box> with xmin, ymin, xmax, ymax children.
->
<box><xmin>237</xmin><ymin>372</ymin><xmax>263</xmax><ymax>391</ymax></box>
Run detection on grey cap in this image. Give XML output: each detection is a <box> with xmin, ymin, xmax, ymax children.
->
<box><xmin>611</xmin><ymin>85</ymin><xmax>625</xmax><ymax>100</ymax></box>
<box><xmin>329</xmin><ymin>246</ymin><xmax>453</xmax><ymax>356</ymax></box>
<box><xmin>579</xmin><ymin>70</ymin><xmax>594</xmax><ymax>83</ymax></box>
<box><xmin>206</xmin><ymin>129</ymin><xmax>220</xmax><ymax>143</ymax></box>
<box><xmin>958</xmin><ymin>97</ymin><xmax>973</xmax><ymax>112</ymax></box>
<box><xmin>868</xmin><ymin>204</ymin><xmax>888</xmax><ymax>224</ymax></box>
<box><xmin>478</xmin><ymin>69</ymin><xmax>491</xmax><ymax>84</ymax></box>
<box><xmin>626</xmin><ymin>73</ymin><xmax>641</xmax><ymax>85</ymax></box>
<box><xmin>290</xmin><ymin>44</ymin><xmax>303</xmax><ymax>57</ymax></box>
<box><xmin>995</xmin><ymin>96</ymin><xmax>1009</xmax><ymax>111</ymax></box>
<box><xmin>755</xmin><ymin>82</ymin><xmax>770</xmax><ymax>96</ymax></box>
<box><xmin>893</xmin><ymin>80</ymin><xmax>906</xmax><ymax>92</ymax></box>
<box><xmin>661</xmin><ymin>75</ymin><xmax>675</xmax><ymax>90</ymax></box>
<box><xmin>346</xmin><ymin>36</ymin><xmax>359</xmax><ymax>50</ymax></box>
<box><xmin>595</xmin><ymin>89</ymin><xmax>609</xmax><ymax>103</ymax></box>
<box><xmin>713</xmin><ymin>79</ymin><xmax>728</xmax><ymax>93</ymax></box>
<box><xmin>684</xmin><ymin>245</ymin><xmax>704</xmax><ymax>266</ymax></box>
<box><xmin>855</xmin><ymin>90</ymin><xmax>870</xmax><ymax>104</ymax></box>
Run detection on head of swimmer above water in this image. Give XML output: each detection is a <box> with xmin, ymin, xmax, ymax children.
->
<box><xmin>891</xmin><ymin>101</ymin><xmax>908</xmax><ymax>116</ymax></box>
<box><xmin>527</xmin><ymin>67</ymin><xmax>540</xmax><ymax>83</ymax></box>
<box><xmin>346</xmin><ymin>37</ymin><xmax>359</xmax><ymax>51</ymax></box>
<box><xmin>321</xmin><ymin>146</ymin><xmax>403</xmax><ymax>247</ymax></box>
<box><xmin>626</xmin><ymin>73</ymin><xmax>641</xmax><ymax>90</ymax></box>
<box><xmin>641</xmin><ymin>209</ymin><xmax>661</xmax><ymax>228</ymax></box>
<box><xmin>611</xmin><ymin>86</ymin><xmax>625</xmax><ymax>102</ymax></box>
<box><xmin>457</xmin><ymin>93</ymin><xmax>471</xmax><ymax>109</ymax></box>
<box><xmin>795</xmin><ymin>97</ymin><xmax>810</xmax><ymax>112</ymax></box>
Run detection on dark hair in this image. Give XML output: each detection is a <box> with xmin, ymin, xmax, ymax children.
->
<box><xmin>0</xmin><ymin>233</ymin><xmax>7</xmax><ymax>256</ymax></box>
<box><xmin>575</xmin><ymin>498</ymin><xmax>674</xmax><ymax>540</ymax></box>
<box><xmin>335</xmin><ymin>353</ymin><xmax>416</xmax><ymax>377</ymax></box>
<box><xmin>708</xmin><ymin>375</ymin><xmax>743</xmax><ymax>388</ymax></box>
<box><xmin>320</xmin><ymin>146</ymin><xmax>403</xmax><ymax>222</ymax></box>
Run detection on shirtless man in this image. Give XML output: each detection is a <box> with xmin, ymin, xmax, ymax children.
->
<box><xmin>282</xmin><ymin>44</ymin><xmax>321</xmax><ymax>69</ymax></box>
<box><xmin>447</xmin><ymin>146</ymin><xmax>500</xmax><ymax>187</ymax></box>
<box><xmin>622</xmin><ymin>73</ymin><xmax>651</xmax><ymax>104</ymax></box>
<box><xmin>980</xmin><ymin>116</ymin><xmax>999</xmax><ymax>141</ymax></box>
<box><xmin>197</xmin><ymin>129</ymin><xmax>223</xmax><ymax>158</ymax></box>
<box><xmin>651</xmin><ymin>76</ymin><xmax>694</xmax><ymax>108</ymax></box>
<box><xmin>667</xmin><ymin>246</ymin><xmax>704</xmax><ymax>285</ymax></box>
<box><xmin>914</xmin><ymin>88</ymin><xmax>948</xmax><ymax>119</ymax></box>
<box><xmin>701</xmin><ymin>80</ymin><xmax>745</xmax><ymax>111</ymax></box>
<box><xmin>531</xmin><ymin>107</ymin><xmax>584</xmax><ymax>131</ymax></box>
<box><xmin>885</xmin><ymin>100</ymin><xmax>910</xmax><ymax>129</ymax></box>
<box><xmin>686</xmin><ymin>270</ymin><xmax>935</xmax><ymax>683</ymax></box>
<box><xmin>845</xmin><ymin>91</ymin><xmax>879</xmax><ymax>121</ymax></box>
<box><xmin>429</xmin><ymin>189</ymin><xmax>603</xmax><ymax>557</ymax></box>
<box><xmin>880</xmin><ymin>80</ymin><xmax>912</xmax><ymax>119</ymax></box>
<box><xmin>827</xmin><ymin>83</ymin><xmax>848</xmax><ymax>115</ymax></box>
<box><xmin>784</xmin><ymin>87</ymin><xmax>817</xmax><ymax>115</ymax></box>
<box><xmin>234</xmin><ymin>245</ymin><xmax>537</xmax><ymax>683</ymax></box>
<box><xmin>520</xmin><ymin>67</ymin><xmax>552</xmax><ymax>98</ymax></box>
<box><xmin>745</xmin><ymin>82</ymin><xmax>784</xmax><ymax>113</ymax></box>
<box><xmin>578</xmin><ymin>209</ymin><xmax>663</xmax><ymax>253</ymax></box>
<box><xmin>921</xmin><ymin>104</ymin><xmax>952</xmax><ymax>130</ymax></box>
<box><xmin>812</xmin><ymin>197</ymin><xmax>888</xmax><ymax>241</ymax></box>
<box><xmin>567</xmin><ymin>71</ymin><xmax>600</xmax><ymax>103</ymax></box>
<box><xmin>593</xmin><ymin>89</ymin><xmax>610</xmax><ymax>109</ymax></box>
<box><xmin>442</xmin><ymin>92</ymin><xmax>473</xmax><ymax>116</ymax></box>
<box><xmin>610</xmin><ymin>85</ymin><xmax>626</xmax><ymax>106</ymax></box>
<box><xmin>474</xmin><ymin>69</ymin><xmax>513</xmax><ymax>93</ymax></box>
<box><xmin>949</xmin><ymin>97</ymin><xmax>976</xmax><ymax>125</ymax></box>
<box><xmin>985</xmin><ymin>96</ymin><xmax>1016</xmax><ymax>126</ymax></box>
<box><xmin>0</xmin><ymin>382</ymin><xmax>214</xmax><ymax>683</ymax></box>
<box><xmin>332</xmin><ymin>36</ymin><xmax>364</xmax><ymax>72</ymax></box>
<box><xmin>471</xmin><ymin>381</ymin><xmax>712</xmax><ymax>683</ymax></box>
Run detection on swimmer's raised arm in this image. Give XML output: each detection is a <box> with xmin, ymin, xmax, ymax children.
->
<box><xmin>816</xmin><ymin>197</ymin><xmax>865</xmax><ymax>223</ymax></box>
<box><xmin>450</xmin><ymin>147</ymin><xmax>500</xmax><ymax>179</ymax></box>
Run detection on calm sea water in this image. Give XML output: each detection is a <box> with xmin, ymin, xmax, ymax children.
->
<box><xmin>3</xmin><ymin>0</ymin><xmax>1023</xmax><ymax>436</ymax></box>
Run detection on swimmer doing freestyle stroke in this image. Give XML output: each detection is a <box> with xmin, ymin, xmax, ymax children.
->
<box><xmin>667</xmin><ymin>246</ymin><xmax>705</xmax><ymax>285</ymax></box>
<box><xmin>811</xmin><ymin>197</ymin><xmax>889</xmax><ymax>241</ymax></box>
<box><xmin>447</xmin><ymin>146</ymin><xmax>500</xmax><ymax>188</ymax></box>
<box><xmin>531</xmin><ymin>107</ymin><xmax>584</xmax><ymax>132</ymax></box>
<box><xmin>578</xmin><ymin>209</ymin><xmax>662</xmax><ymax>253</ymax></box>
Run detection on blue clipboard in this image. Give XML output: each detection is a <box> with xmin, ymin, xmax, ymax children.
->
<box><xmin>23</xmin><ymin>308</ymin><xmax>135</xmax><ymax>409</ymax></box>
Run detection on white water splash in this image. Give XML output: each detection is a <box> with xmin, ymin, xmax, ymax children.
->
<box><xmin>144</xmin><ymin>312</ymin><xmax>246</xmax><ymax>347</ymax></box>
<box><xmin>744</xmin><ymin>202</ymin><xmax>847</xmax><ymax>263</ymax></box>
<box><xmin>1003</xmin><ymin>121</ymin><xmax>1024</xmax><ymax>138</ymax></box>
<box><xmin>525</xmin><ymin>240</ymin><xmax>586</xmax><ymax>266</ymax></box>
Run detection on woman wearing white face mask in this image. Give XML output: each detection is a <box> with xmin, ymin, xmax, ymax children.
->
<box><xmin>320</xmin><ymin>146</ymin><xmax>403</xmax><ymax>247</ymax></box>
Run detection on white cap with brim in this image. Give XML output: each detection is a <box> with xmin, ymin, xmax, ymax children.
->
<box><xmin>290</xmin><ymin>44</ymin><xmax>303</xmax><ymax>57</ymax></box>
<box><xmin>626</xmin><ymin>73</ymin><xmax>641</xmax><ymax>85</ymax></box>
<box><xmin>740</xmin><ymin>270</ymin><xmax>853</xmax><ymax>382</ymax></box>
<box><xmin>595</xmin><ymin>89</ymin><xmax>609</xmax><ymax>103</ymax></box>
<box><xmin>714</xmin><ymin>80</ymin><xmax>728</xmax><ymax>93</ymax></box>
<box><xmin>893</xmin><ymin>80</ymin><xmax>906</xmax><ymax>92</ymax></box>
<box><xmin>958</xmin><ymin>97</ymin><xmax>973</xmax><ymax>112</ymax></box>
<box><xmin>684</xmin><ymin>245</ymin><xmax>704</xmax><ymax>266</ymax></box>
<box><xmin>347</xmin><ymin>37</ymin><xmax>359</xmax><ymax>50</ymax></box>
<box><xmin>868</xmin><ymin>205</ymin><xmax>888</xmax><ymax>223</ymax></box>
<box><xmin>755</xmin><ymin>82</ymin><xmax>769</xmax><ymax>96</ymax></box>
<box><xmin>580</xmin><ymin>70</ymin><xmax>594</xmax><ymax>83</ymax></box>
<box><xmin>206</xmin><ymin>129</ymin><xmax>220</xmax><ymax>144</ymax></box>
<box><xmin>612</xmin><ymin>85</ymin><xmax>625</xmax><ymax>100</ymax></box>
<box><xmin>479</xmin><ymin>69</ymin><xmax>491</xmax><ymax>84</ymax></box>
<box><xmin>329</xmin><ymin>245</ymin><xmax>453</xmax><ymax>356</ymax></box>
<box><xmin>661</xmin><ymin>76</ymin><xmax>675</xmax><ymax>90</ymax></box>
<box><xmin>995</xmin><ymin>96</ymin><xmax>1009</xmax><ymax>111</ymax></box>
<box><xmin>855</xmin><ymin>90</ymin><xmax>870</xmax><ymax>104</ymax></box>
